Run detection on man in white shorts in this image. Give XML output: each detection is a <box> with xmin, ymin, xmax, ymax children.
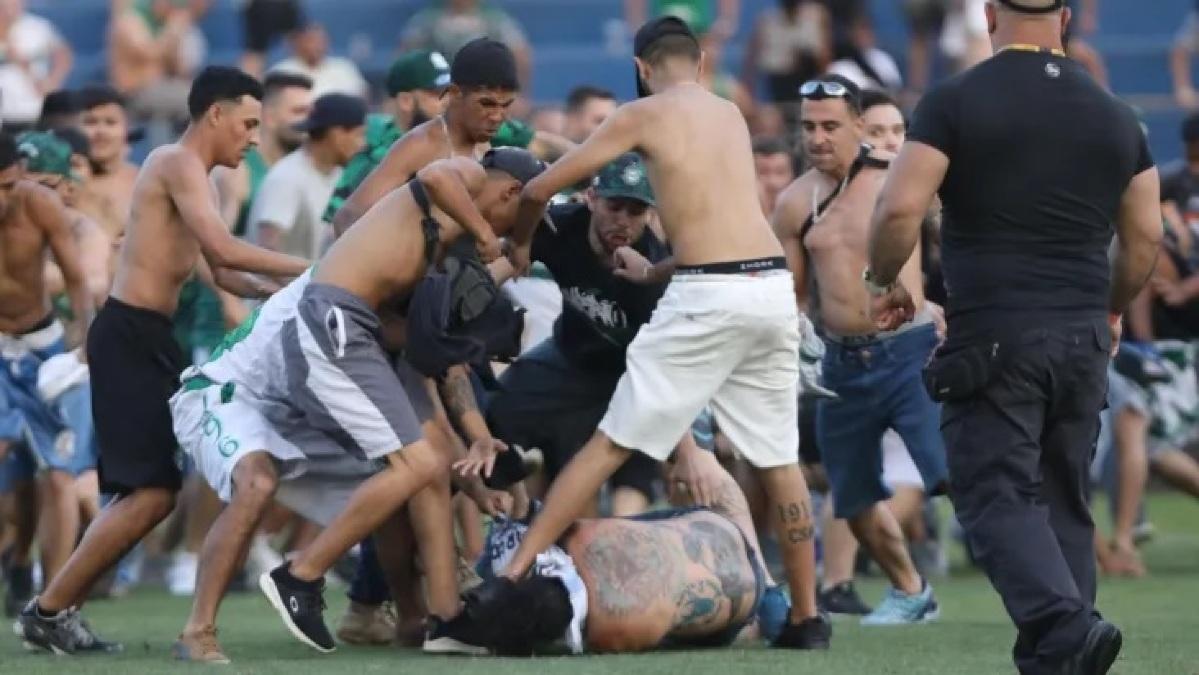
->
<box><xmin>498</xmin><ymin>17</ymin><xmax>828</xmax><ymax>649</ymax></box>
<box><xmin>169</xmin><ymin>149</ymin><xmax>543</xmax><ymax>662</ymax></box>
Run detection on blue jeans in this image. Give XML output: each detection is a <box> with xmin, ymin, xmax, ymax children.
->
<box><xmin>816</xmin><ymin>324</ymin><xmax>948</xmax><ymax>518</ymax></box>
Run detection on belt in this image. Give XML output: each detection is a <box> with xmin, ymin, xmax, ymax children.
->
<box><xmin>674</xmin><ymin>256</ymin><xmax>788</xmax><ymax>276</ymax></box>
<box><xmin>824</xmin><ymin>306</ymin><xmax>934</xmax><ymax>347</ymax></box>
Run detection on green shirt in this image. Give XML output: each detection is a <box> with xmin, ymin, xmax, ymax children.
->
<box><xmin>323</xmin><ymin>113</ymin><xmax>404</xmax><ymax>224</ymax></box>
<box><xmin>234</xmin><ymin>148</ymin><xmax>270</xmax><ymax>238</ymax></box>
<box><xmin>652</xmin><ymin>0</ymin><xmax>715</xmax><ymax>35</ymax></box>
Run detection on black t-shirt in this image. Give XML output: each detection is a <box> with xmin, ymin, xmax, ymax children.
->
<box><xmin>534</xmin><ymin>203</ymin><xmax>670</xmax><ymax>371</ymax></box>
<box><xmin>1160</xmin><ymin>160</ymin><xmax>1199</xmax><ymax>223</ymax></box>
<box><xmin>908</xmin><ymin>49</ymin><xmax>1153</xmax><ymax>335</ymax></box>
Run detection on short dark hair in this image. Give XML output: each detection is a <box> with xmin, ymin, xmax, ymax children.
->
<box><xmin>451</xmin><ymin>38</ymin><xmax>519</xmax><ymax>92</ymax></box>
<box><xmin>464</xmin><ymin>576</ymin><xmax>573</xmax><ymax>656</ymax></box>
<box><xmin>76</xmin><ymin>85</ymin><xmax>126</xmax><ymax>112</ymax></box>
<box><xmin>752</xmin><ymin>136</ymin><xmax>791</xmax><ymax>157</ymax></box>
<box><xmin>565</xmin><ymin>85</ymin><xmax>616</xmax><ymax>113</ymax></box>
<box><xmin>640</xmin><ymin>33</ymin><xmax>701</xmax><ymax>66</ymax></box>
<box><xmin>0</xmin><ymin>132</ymin><xmax>19</xmax><ymax>171</ymax></box>
<box><xmin>859</xmin><ymin>89</ymin><xmax>899</xmax><ymax>114</ymax></box>
<box><xmin>187</xmin><ymin>66</ymin><xmax>264</xmax><ymax>120</ymax></box>
<box><xmin>262</xmin><ymin>72</ymin><xmax>314</xmax><ymax>103</ymax></box>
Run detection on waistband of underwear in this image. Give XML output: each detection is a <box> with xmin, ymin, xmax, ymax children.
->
<box><xmin>823</xmin><ymin>305</ymin><xmax>935</xmax><ymax>347</ymax></box>
<box><xmin>0</xmin><ymin>313</ymin><xmax>64</xmax><ymax>351</ymax></box>
<box><xmin>673</xmin><ymin>256</ymin><xmax>788</xmax><ymax>276</ymax></box>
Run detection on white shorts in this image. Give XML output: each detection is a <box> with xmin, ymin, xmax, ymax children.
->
<box><xmin>881</xmin><ymin>430</ymin><xmax>924</xmax><ymax>491</ymax></box>
<box><xmin>599</xmin><ymin>272</ymin><xmax>800</xmax><ymax>468</ymax></box>
<box><xmin>171</xmin><ymin>384</ymin><xmax>306</xmax><ymax>502</ymax></box>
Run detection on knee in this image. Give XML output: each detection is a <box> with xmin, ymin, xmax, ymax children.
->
<box><xmin>42</xmin><ymin>470</ymin><xmax>76</xmax><ymax>493</ymax></box>
<box><xmin>392</xmin><ymin>441</ymin><xmax>446</xmax><ymax>486</ymax></box>
<box><xmin>137</xmin><ymin>487</ymin><xmax>177</xmax><ymax>521</ymax></box>
<box><xmin>233</xmin><ymin>457</ymin><xmax>278</xmax><ymax>505</ymax></box>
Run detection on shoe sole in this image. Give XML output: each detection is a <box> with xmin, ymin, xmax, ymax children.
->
<box><xmin>422</xmin><ymin>636</ymin><xmax>489</xmax><ymax>656</ymax></box>
<box><xmin>12</xmin><ymin>620</ymin><xmax>67</xmax><ymax>656</ymax></box>
<box><xmin>257</xmin><ymin>572</ymin><xmax>335</xmax><ymax>654</ymax></box>
<box><xmin>171</xmin><ymin>642</ymin><xmax>231</xmax><ymax>665</ymax></box>
<box><xmin>860</xmin><ymin>605</ymin><xmax>941</xmax><ymax>627</ymax></box>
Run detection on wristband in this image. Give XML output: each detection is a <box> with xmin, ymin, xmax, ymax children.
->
<box><xmin>862</xmin><ymin>267</ymin><xmax>894</xmax><ymax>298</ymax></box>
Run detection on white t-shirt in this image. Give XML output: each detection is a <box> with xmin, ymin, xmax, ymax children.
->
<box><xmin>247</xmin><ymin>148</ymin><xmax>342</xmax><ymax>261</ymax></box>
<box><xmin>269</xmin><ymin>56</ymin><xmax>368</xmax><ymax>99</ymax></box>
<box><xmin>0</xmin><ymin>13</ymin><xmax>63</xmax><ymax>123</ymax></box>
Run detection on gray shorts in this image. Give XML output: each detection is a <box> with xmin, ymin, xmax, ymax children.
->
<box><xmin>281</xmin><ymin>282</ymin><xmax>431</xmax><ymax>462</ymax></box>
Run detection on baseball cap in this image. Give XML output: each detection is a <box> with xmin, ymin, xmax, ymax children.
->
<box><xmin>592</xmin><ymin>153</ymin><xmax>655</xmax><ymax>206</ymax></box>
<box><xmin>17</xmin><ymin>131</ymin><xmax>77</xmax><ymax>180</ymax></box>
<box><xmin>387</xmin><ymin>50</ymin><xmax>451</xmax><ymax>96</ymax></box>
<box><xmin>633</xmin><ymin>16</ymin><xmax>699</xmax><ymax>98</ymax></box>
<box><xmin>451</xmin><ymin>38</ymin><xmax>519</xmax><ymax>91</ymax></box>
<box><xmin>480</xmin><ymin>147</ymin><xmax>546</xmax><ymax>185</ymax></box>
<box><xmin>54</xmin><ymin>127</ymin><xmax>91</xmax><ymax>158</ymax></box>
<box><xmin>996</xmin><ymin>0</ymin><xmax>1064</xmax><ymax>12</ymax></box>
<box><xmin>294</xmin><ymin>93</ymin><xmax>367</xmax><ymax>133</ymax></box>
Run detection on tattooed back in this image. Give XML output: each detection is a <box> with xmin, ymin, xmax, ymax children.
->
<box><xmin>565</xmin><ymin>509</ymin><xmax>759</xmax><ymax>653</ymax></box>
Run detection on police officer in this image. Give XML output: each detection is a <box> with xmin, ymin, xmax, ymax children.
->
<box><xmin>863</xmin><ymin>1</ymin><xmax>1161</xmax><ymax>674</ymax></box>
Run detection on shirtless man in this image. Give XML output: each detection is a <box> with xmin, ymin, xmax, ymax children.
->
<box><xmin>773</xmin><ymin>76</ymin><xmax>944</xmax><ymax>625</ymax></box>
<box><xmin>215</xmin><ymin>149</ymin><xmax>530</xmax><ymax>654</ymax></box>
<box><xmin>497</xmin><ymin>17</ymin><xmax>828</xmax><ymax>649</ymax></box>
<box><xmin>168</xmin><ymin>151</ymin><xmax>533</xmax><ymax>661</ymax></box>
<box><xmin>75</xmin><ymin>86</ymin><xmax>140</xmax><ymax>240</ymax></box>
<box><xmin>466</xmin><ymin>449</ymin><xmax>786</xmax><ymax>655</ymax></box>
<box><xmin>0</xmin><ymin>131</ymin><xmax>93</xmax><ymax>618</ymax></box>
<box><xmin>15</xmin><ymin>66</ymin><xmax>311</xmax><ymax>655</ymax></box>
<box><xmin>330</xmin><ymin>38</ymin><xmax>518</xmax><ymax>237</ymax></box>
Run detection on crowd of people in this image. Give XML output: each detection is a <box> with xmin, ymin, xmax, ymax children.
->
<box><xmin>0</xmin><ymin>1</ymin><xmax>1189</xmax><ymax>674</ymax></box>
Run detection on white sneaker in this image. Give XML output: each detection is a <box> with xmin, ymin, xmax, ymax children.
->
<box><xmin>246</xmin><ymin>535</ymin><xmax>284</xmax><ymax>580</ymax></box>
<box><xmin>167</xmin><ymin>552</ymin><xmax>198</xmax><ymax>596</ymax></box>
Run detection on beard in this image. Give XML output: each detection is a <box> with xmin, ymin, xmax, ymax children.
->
<box><xmin>410</xmin><ymin>107</ymin><xmax>432</xmax><ymax>128</ymax></box>
<box><xmin>277</xmin><ymin>130</ymin><xmax>304</xmax><ymax>153</ymax></box>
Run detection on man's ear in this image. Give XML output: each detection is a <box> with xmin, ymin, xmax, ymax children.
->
<box><xmin>583</xmin><ymin>187</ymin><xmax>597</xmax><ymax>210</ymax></box>
<box><xmin>985</xmin><ymin>2</ymin><xmax>997</xmax><ymax>35</ymax></box>
<box><xmin>1060</xmin><ymin>7</ymin><xmax>1073</xmax><ymax>40</ymax></box>
<box><xmin>633</xmin><ymin>56</ymin><xmax>651</xmax><ymax>85</ymax></box>
<box><xmin>506</xmin><ymin>179</ymin><xmax>523</xmax><ymax>200</ymax></box>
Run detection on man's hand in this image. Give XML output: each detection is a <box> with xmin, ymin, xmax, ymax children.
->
<box><xmin>1149</xmin><ymin>276</ymin><xmax>1188</xmax><ymax>307</ymax></box>
<box><xmin>611</xmin><ymin>246</ymin><xmax>654</xmax><ymax>283</ymax></box>
<box><xmin>467</xmin><ymin>484</ymin><xmax>515</xmax><ymax>518</ymax></box>
<box><xmin>927</xmin><ymin>300</ymin><xmax>947</xmax><ymax>341</ymax></box>
<box><xmin>506</xmin><ymin>243</ymin><xmax>532</xmax><ymax>277</ymax></box>
<box><xmin>797</xmin><ymin>313</ymin><xmax>837</xmax><ymax>400</ymax></box>
<box><xmin>1109</xmin><ymin>313</ymin><xmax>1123</xmax><ymax>358</ymax></box>
<box><xmin>476</xmin><ymin>231</ymin><xmax>504</xmax><ymax>264</ymax></box>
<box><xmin>669</xmin><ymin>441</ymin><xmax>724</xmax><ymax>508</ymax></box>
<box><xmin>869</xmin><ymin>280</ymin><xmax>916</xmax><ymax>331</ymax></box>
<box><xmin>453</xmin><ymin>436</ymin><xmax>509</xmax><ymax>479</ymax></box>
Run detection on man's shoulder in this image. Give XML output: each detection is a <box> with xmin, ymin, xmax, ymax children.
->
<box><xmin>547</xmin><ymin>202</ymin><xmax>590</xmax><ymax>232</ymax></box>
<box><xmin>774</xmin><ymin>172</ymin><xmax>818</xmax><ymax>223</ymax></box>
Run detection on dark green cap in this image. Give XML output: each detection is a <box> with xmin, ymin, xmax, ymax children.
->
<box><xmin>386</xmin><ymin>49</ymin><xmax>451</xmax><ymax>96</ymax></box>
<box><xmin>592</xmin><ymin>153</ymin><xmax>654</xmax><ymax>206</ymax></box>
<box><xmin>17</xmin><ymin>131</ymin><xmax>76</xmax><ymax>180</ymax></box>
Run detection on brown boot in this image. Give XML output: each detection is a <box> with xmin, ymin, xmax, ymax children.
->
<box><xmin>336</xmin><ymin>601</ymin><xmax>396</xmax><ymax>645</ymax></box>
<box><xmin>172</xmin><ymin>627</ymin><xmax>231</xmax><ymax>664</ymax></box>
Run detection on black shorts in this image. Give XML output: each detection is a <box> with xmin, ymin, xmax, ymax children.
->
<box><xmin>487</xmin><ymin>340</ymin><xmax>658</xmax><ymax>499</ymax></box>
<box><xmin>88</xmin><ymin>297</ymin><xmax>185</xmax><ymax>496</ymax></box>
<box><xmin>798</xmin><ymin>401</ymin><xmax>821</xmax><ymax>466</ymax></box>
<box><xmin>243</xmin><ymin>0</ymin><xmax>304</xmax><ymax>53</ymax></box>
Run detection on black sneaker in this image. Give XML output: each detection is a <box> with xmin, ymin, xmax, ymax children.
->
<box><xmin>818</xmin><ymin>581</ymin><xmax>872</xmax><ymax>617</ymax></box>
<box><xmin>1061</xmin><ymin>620</ymin><xmax>1122</xmax><ymax>675</ymax></box>
<box><xmin>14</xmin><ymin>600</ymin><xmax>79</xmax><ymax>655</ymax></box>
<box><xmin>4</xmin><ymin>565</ymin><xmax>32</xmax><ymax>618</ymax></box>
<box><xmin>423</xmin><ymin>613</ymin><xmax>489</xmax><ymax>655</ymax></box>
<box><xmin>772</xmin><ymin>613</ymin><xmax>832</xmax><ymax>650</ymax></box>
<box><xmin>258</xmin><ymin>564</ymin><xmax>335</xmax><ymax>653</ymax></box>
<box><xmin>68</xmin><ymin>612</ymin><xmax>123</xmax><ymax>654</ymax></box>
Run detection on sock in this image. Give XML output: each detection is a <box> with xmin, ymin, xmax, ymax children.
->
<box><xmin>34</xmin><ymin>601</ymin><xmax>59</xmax><ymax>620</ymax></box>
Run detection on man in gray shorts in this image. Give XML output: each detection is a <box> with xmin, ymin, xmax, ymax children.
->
<box><xmin>170</xmin><ymin>148</ymin><xmax>545</xmax><ymax>660</ymax></box>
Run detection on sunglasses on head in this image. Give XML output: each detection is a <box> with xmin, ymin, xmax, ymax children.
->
<box><xmin>799</xmin><ymin>80</ymin><xmax>850</xmax><ymax>99</ymax></box>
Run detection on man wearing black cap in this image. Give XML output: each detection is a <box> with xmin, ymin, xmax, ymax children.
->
<box><xmin>175</xmin><ymin>149</ymin><xmax>536</xmax><ymax>656</ymax></box>
<box><xmin>248</xmin><ymin>93</ymin><xmax>366</xmax><ymax>261</ymax></box>
<box><xmin>331</xmin><ymin>37</ymin><xmax>520</xmax><ymax>236</ymax></box>
<box><xmin>497</xmin><ymin>16</ymin><xmax>829</xmax><ymax>649</ymax></box>
<box><xmin>867</xmin><ymin>2</ymin><xmax>1161</xmax><ymax>673</ymax></box>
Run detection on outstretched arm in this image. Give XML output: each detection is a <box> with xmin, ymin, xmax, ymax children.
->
<box><xmin>162</xmin><ymin>151</ymin><xmax>309</xmax><ymax>280</ymax></box>
<box><xmin>334</xmin><ymin>132</ymin><xmax>442</xmax><ymax>236</ymax></box>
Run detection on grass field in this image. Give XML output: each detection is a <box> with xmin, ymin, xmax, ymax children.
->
<box><xmin>3</xmin><ymin>494</ymin><xmax>1198</xmax><ymax>675</ymax></box>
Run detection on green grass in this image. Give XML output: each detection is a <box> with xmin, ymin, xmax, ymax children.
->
<box><xmin>3</xmin><ymin>494</ymin><xmax>1199</xmax><ymax>675</ymax></box>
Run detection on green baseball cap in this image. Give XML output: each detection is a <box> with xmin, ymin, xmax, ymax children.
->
<box><xmin>386</xmin><ymin>49</ymin><xmax>451</xmax><ymax>96</ymax></box>
<box><xmin>17</xmin><ymin>131</ymin><xmax>77</xmax><ymax>180</ymax></box>
<box><xmin>592</xmin><ymin>153</ymin><xmax>655</xmax><ymax>206</ymax></box>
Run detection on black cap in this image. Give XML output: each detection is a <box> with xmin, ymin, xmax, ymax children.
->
<box><xmin>633</xmin><ymin>16</ymin><xmax>698</xmax><ymax>98</ymax></box>
<box><xmin>480</xmin><ymin>147</ymin><xmax>546</xmax><ymax>185</ymax></box>
<box><xmin>1183</xmin><ymin>112</ymin><xmax>1199</xmax><ymax>144</ymax></box>
<box><xmin>294</xmin><ymin>93</ymin><xmax>367</xmax><ymax>133</ymax></box>
<box><xmin>996</xmin><ymin>0</ymin><xmax>1065</xmax><ymax>13</ymax></box>
<box><xmin>451</xmin><ymin>38</ymin><xmax>519</xmax><ymax>91</ymax></box>
<box><xmin>53</xmin><ymin>126</ymin><xmax>90</xmax><ymax>157</ymax></box>
<box><xmin>39</xmin><ymin>90</ymin><xmax>78</xmax><ymax>120</ymax></box>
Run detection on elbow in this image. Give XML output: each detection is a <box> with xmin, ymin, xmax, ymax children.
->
<box><xmin>204</xmin><ymin>240</ymin><xmax>236</xmax><ymax>270</ymax></box>
<box><xmin>521</xmin><ymin>180</ymin><xmax>551</xmax><ymax>207</ymax></box>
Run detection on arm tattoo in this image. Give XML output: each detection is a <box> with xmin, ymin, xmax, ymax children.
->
<box><xmin>437</xmin><ymin>367</ymin><xmax>478</xmax><ymax>420</ymax></box>
<box><xmin>678</xmin><ymin>520</ymin><xmax>754</xmax><ymax>623</ymax></box>
<box><xmin>582</xmin><ymin>526</ymin><xmax>682</xmax><ymax>617</ymax></box>
<box><xmin>675</xmin><ymin>580</ymin><xmax>722</xmax><ymax>627</ymax></box>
